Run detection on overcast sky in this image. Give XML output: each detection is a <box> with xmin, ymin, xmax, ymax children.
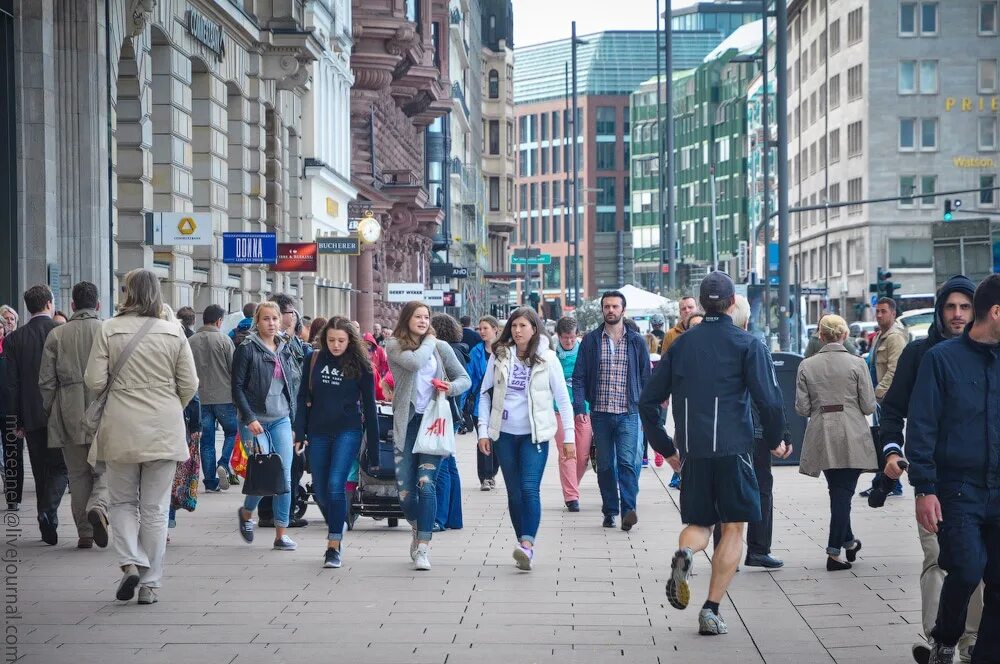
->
<box><xmin>511</xmin><ymin>0</ymin><xmax>703</xmax><ymax>47</ymax></box>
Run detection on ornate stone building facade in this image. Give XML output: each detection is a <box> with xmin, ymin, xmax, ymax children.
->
<box><xmin>349</xmin><ymin>0</ymin><xmax>451</xmax><ymax>330</ymax></box>
<box><xmin>9</xmin><ymin>0</ymin><xmax>322</xmax><ymax>314</ymax></box>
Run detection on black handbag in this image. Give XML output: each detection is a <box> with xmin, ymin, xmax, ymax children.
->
<box><xmin>242</xmin><ymin>430</ymin><xmax>288</xmax><ymax>497</ymax></box>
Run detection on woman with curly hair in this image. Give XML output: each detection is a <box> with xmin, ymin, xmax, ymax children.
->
<box><xmin>295</xmin><ymin>316</ymin><xmax>379</xmax><ymax>569</ymax></box>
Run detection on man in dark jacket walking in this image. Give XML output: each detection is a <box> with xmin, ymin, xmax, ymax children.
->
<box><xmin>639</xmin><ymin>271</ymin><xmax>788</xmax><ymax>637</ymax></box>
<box><xmin>879</xmin><ymin>275</ymin><xmax>981</xmax><ymax>663</ymax></box>
<box><xmin>3</xmin><ymin>285</ymin><xmax>64</xmax><ymax>544</ymax></box>
<box><xmin>572</xmin><ymin>291</ymin><xmax>651</xmax><ymax>531</ymax></box>
<box><xmin>907</xmin><ymin>274</ymin><xmax>1000</xmax><ymax>664</ymax></box>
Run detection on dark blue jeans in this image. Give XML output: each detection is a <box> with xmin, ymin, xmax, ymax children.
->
<box><xmin>435</xmin><ymin>454</ymin><xmax>463</xmax><ymax>530</ymax></box>
<box><xmin>307</xmin><ymin>429</ymin><xmax>363</xmax><ymax>541</ymax></box>
<box><xmin>493</xmin><ymin>432</ymin><xmax>549</xmax><ymax>544</ymax></box>
<box><xmin>823</xmin><ymin>468</ymin><xmax>861</xmax><ymax>555</ymax></box>
<box><xmin>933</xmin><ymin>482</ymin><xmax>1000</xmax><ymax>659</ymax></box>
<box><xmin>200</xmin><ymin>403</ymin><xmax>238</xmax><ymax>489</ymax></box>
<box><xmin>590</xmin><ymin>412</ymin><xmax>640</xmax><ymax>516</ymax></box>
<box><xmin>395</xmin><ymin>416</ymin><xmax>444</xmax><ymax>541</ymax></box>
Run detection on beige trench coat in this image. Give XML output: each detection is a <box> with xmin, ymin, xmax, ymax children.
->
<box><xmin>795</xmin><ymin>343</ymin><xmax>878</xmax><ymax>477</ymax></box>
<box><xmin>84</xmin><ymin>314</ymin><xmax>199</xmax><ymax>465</ymax></box>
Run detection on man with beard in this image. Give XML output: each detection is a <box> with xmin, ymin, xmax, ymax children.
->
<box><xmin>572</xmin><ymin>291</ymin><xmax>651</xmax><ymax>531</ymax></box>
<box><xmin>879</xmin><ymin>275</ymin><xmax>981</xmax><ymax>663</ymax></box>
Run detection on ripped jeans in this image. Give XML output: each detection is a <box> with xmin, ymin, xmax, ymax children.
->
<box><xmin>395</xmin><ymin>415</ymin><xmax>444</xmax><ymax>541</ymax></box>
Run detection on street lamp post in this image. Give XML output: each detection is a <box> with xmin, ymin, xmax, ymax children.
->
<box><xmin>664</xmin><ymin>0</ymin><xmax>676</xmax><ymax>290</ymax></box>
<box><xmin>775</xmin><ymin>0</ymin><xmax>791</xmax><ymax>350</ymax></box>
<box><xmin>571</xmin><ymin>20</ymin><xmax>581</xmax><ymax>307</ymax></box>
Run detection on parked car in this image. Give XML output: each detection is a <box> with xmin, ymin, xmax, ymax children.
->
<box><xmin>898</xmin><ymin>308</ymin><xmax>934</xmax><ymax>341</ymax></box>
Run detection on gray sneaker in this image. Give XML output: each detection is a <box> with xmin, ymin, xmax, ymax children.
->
<box><xmin>666</xmin><ymin>548</ymin><xmax>694</xmax><ymax>610</ymax></box>
<box><xmin>273</xmin><ymin>535</ymin><xmax>298</xmax><ymax>551</ymax></box>
<box><xmin>216</xmin><ymin>466</ymin><xmax>231</xmax><ymax>491</ymax></box>
<box><xmin>929</xmin><ymin>643</ymin><xmax>956</xmax><ymax>664</ymax></box>
<box><xmin>698</xmin><ymin>608</ymin><xmax>728</xmax><ymax>635</ymax></box>
<box><xmin>137</xmin><ymin>586</ymin><xmax>157</xmax><ymax>605</ymax></box>
<box><xmin>116</xmin><ymin>564</ymin><xmax>140</xmax><ymax>601</ymax></box>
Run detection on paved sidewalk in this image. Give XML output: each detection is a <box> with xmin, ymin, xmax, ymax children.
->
<box><xmin>10</xmin><ymin>434</ymin><xmax>926</xmax><ymax>664</ymax></box>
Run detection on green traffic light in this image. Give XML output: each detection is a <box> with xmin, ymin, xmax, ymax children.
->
<box><xmin>944</xmin><ymin>211</ymin><xmax>953</xmax><ymax>221</ymax></box>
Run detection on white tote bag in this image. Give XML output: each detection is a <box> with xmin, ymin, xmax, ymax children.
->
<box><xmin>413</xmin><ymin>391</ymin><xmax>455</xmax><ymax>457</ymax></box>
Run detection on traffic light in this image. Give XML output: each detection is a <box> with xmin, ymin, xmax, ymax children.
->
<box><xmin>944</xmin><ymin>198</ymin><xmax>962</xmax><ymax>221</ymax></box>
<box><xmin>869</xmin><ymin>267</ymin><xmax>901</xmax><ymax>301</ymax></box>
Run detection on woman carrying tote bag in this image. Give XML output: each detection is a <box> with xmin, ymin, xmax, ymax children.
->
<box><xmin>386</xmin><ymin>301</ymin><xmax>470</xmax><ymax>571</ymax></box>
<box><xmin>478</xmin><ymin>307</ymin><xmax>575</xmax><ymax>571</ymax></box>
<box><xmin>84</xmin><ymin>270</ymin><xmax>198</xmax><ymax>605</ymax></box>
<box><xmin>796</xmin><ymin>314</ymin><xmax>878</xmax><ymax>571</ymax></box>
<box><xmin>231</xmin><ymin>301</ymin><xmax>302</xmax><ymax>552</ymax></box>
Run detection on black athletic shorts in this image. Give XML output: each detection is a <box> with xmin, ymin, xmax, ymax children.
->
<box><xmin>679</xmin><ymin>453</ymin><xmax>761</xmax><ymax>526</ymax></box>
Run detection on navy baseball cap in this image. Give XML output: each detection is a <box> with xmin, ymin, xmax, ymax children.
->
<box><xmin>699</xmin><ymin>271</ymin><xmax>735</xmax><ymax>301</ymax></box>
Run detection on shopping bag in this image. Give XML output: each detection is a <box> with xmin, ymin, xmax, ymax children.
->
<box><xmin>413</xmin><ymin>392</ymin><xmax>455</xmax><ymax>457</ymax></box>
<box><xmin>242</xmin><ymin>429</ymin><xmax>288</xmax><ymax>497</ymax></box>
<box><xmin>230</xmin><ymin>432</ymin><xmax>249</xmax><ymax>478</ymax></box>
<box><xmin>171</xmin><ymin>437</ymin><xmax>200</xmax><ymax>512</ymax></box>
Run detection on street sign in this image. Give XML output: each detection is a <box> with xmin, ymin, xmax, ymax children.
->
<box><xmin>317</xmin><ymin>237</ymin><xmax>360</xmax><ymax>255</ymax></box>
<box><xmin>222</xmin><ymin>232</ymin><xmax>277</xmax><ymax>264</ymax></box>
<box><xmin>145</xmin><ymin>212</ymin><xmax>213</xmax><ymax>246</ymax></box>
<box><xmin>271</xmin><ymin>242</ymin><xmax>318</xmax><ymax>272</ymax></box>
<box><xmin>451</xmin><ymin>266</ymin><xmax>469</xmax><ymax>278</ymax></box>
<box><xmin>511</xmin><ymin>254</ymin><xmax>552</xmax><ymax>265</ymax></box>
<box><xmin>387</xmin><ymin>282</ymin><xmax>425</xmax><ymax>303</ymax></box>
<box><xmin>485</xmin><ymin>271</ymin><xmax>539</xmax><ymax>280</ymax></box>
<box><xmin>430</xmin><ymin>262</ymin><xmax>454</xmax><ymax>277</ymax></box>
<box><xmin>513</xmin><ymin>247</ymin><xmax>541</xmax><ymax>259</ymax></box>
<box><xmin>424</xmin><ymin>289</ymin><xmax>444</xmax><ymax>306</ymax></box>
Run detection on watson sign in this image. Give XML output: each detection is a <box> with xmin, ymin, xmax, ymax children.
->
<box><xmin>222</xmin><ymin>232</ymin><xmax>277</xmax><ymax>264</ymax></box>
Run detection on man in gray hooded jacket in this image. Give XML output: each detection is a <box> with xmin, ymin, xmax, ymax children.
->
<box><xmin>38</xmin><ymin>281</ymin><xmax>109</xmax><ymax>549</ymax></box>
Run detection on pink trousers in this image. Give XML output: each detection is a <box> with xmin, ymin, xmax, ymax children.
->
<box><xmin>555</xmin><ymin>415</ymin><xmax>593</xmax><ymax>502</ymax></box>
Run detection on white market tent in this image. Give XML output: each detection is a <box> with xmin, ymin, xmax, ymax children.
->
<box><xmin>617</xmin><ymin>284</ymin><xmax>673</xmax><ymax>315</ymax></box>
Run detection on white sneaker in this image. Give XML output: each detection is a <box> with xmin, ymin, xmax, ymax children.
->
<box><xmin>413</xmin><ymin>543</ymin><xmax>431</xmax><ymax>571</ymax></box>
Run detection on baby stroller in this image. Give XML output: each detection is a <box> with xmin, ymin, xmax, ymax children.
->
<box><xmin>348</xmin><ymin>401</ymin><xmax>403</xmax><ymax>529</ymax></box>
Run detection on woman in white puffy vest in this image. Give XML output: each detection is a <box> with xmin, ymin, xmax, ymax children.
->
<box><xmin>477</xmin><ymin>307</ymin><xmax>575</xmax><ymax>571</ymax></box>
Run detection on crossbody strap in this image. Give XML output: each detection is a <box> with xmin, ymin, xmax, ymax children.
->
<box><xmin>105</xmin><ymin>317</ymin><xmax>158</xmax><ymax>392</ymax></box>
<box><xmin>306</xmin><ymin>351</ymin><xmax>319</xmax><ymax>407</ymax></box>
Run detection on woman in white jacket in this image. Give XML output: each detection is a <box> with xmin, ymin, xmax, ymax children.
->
<box><xmin>478</xmin><ymin>307</ymin><xmax>575</xmax><ymax>571</ymax></box>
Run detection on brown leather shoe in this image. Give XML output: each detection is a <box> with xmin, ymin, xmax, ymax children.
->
<box><xmin>77</xmin><ymin>537</ymin><xmax>94</xmax><ymax>549</ymax></box>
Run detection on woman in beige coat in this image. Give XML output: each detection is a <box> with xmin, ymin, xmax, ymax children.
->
<box><xmin>84</xmin><ymin>270</ymin><xmax>198</xmax><ymax>605</ymax></box>
<box><xmin>795</xmin><ymin>314</ymin><xmax>877</xmax><ymax>571</ymax></box>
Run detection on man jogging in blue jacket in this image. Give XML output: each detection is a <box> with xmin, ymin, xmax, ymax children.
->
<box><xmin>907</xmin><ymin>274</ymin><xmax>1000</xmax><ymax>664</ymax></box>
<box><xmin>639</xmin><ymin>271</ymin><xmax>788</xmax><ymax>636</ymax></box>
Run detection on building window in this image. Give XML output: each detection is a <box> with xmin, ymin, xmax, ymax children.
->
<box><xmin>829</xmin><ymin>182</ymin><xmax>841</xmax><ymax>218</ymax></box>
<box><xmin>921</xmin><ymin>175</ymin><xmax>937</xmax><ymax>206</ymax></box>
<box><xmin>829</xmin><ymin>242</ymin><xmax>842</xmax><ymax>275</ymax></box>
<box><xmin>596</xmin><ymin>212</ymin><xmax>616</xmax><ymax>232</ymax></box>
<box><xmin>541</xmin><ymin>149</ymin><xmax>549</xmax><ymax>174</ymax></box>
<box><xmin>507</xmin><ymin>178</ymin><xmax>514</xmax><ymax>211</ymax></box>
<box><xmin>900</xmin><ymin>118</ymin><xmax>916</xmax><ymax>150</ymax></box>
<box><xmin>899</xmin><ymin>60</ymin><xmax>938</xmax><ymax>94</ymax></box>
<box><xmin>849</xmin><ymin>238</ymin><xmax>866</xmax><ymax>273</ymax></box>
<box><xmin>489</xmin><ymin>177</ymin><xmax>500</xmax><ymax>211</ymax></box>
<box><xmin>489</xmin><ymin>120</ymin><xmax>500</xmax><ymax>155</ymax></box>
<box><xmin>519</xmin><ymin>183</ymin><xmax>527</xmax><ymax>210</ymax></box>
<box><xmin>829</xmin><ymin>74</ymin><xmax>840</xmax><ymax>108</ymax></box>
<box><xmin>596</xmin><ymin>107</ymin><xmax>616</xmax><ymax>136</ymax></box>
<box><xmin>530</xmin><ymin>183</ymin><xmax>537</xmax><ymax>210</ymax></box>
<box><xmin>488</xmin><ymin>69</ymin><xmax>499</xmax><ymax>99</ymax></box>
<box><xmin>921</xmin><ymin>118</ymin><xmax>938</xmax><ymax>150</ymax></box>
<box><xmin>596</xmin><ymin>142</ymin><xmax>616</xmax><ymax>170</ymax></box>
<box><xmin>507</xmin><ymin>122</ymin><xmax>514</xmax><ymax>156</ymax></box>
<box><xmin>553</xmin><ymin>213</ymin><xmax>561</xmax><ymax>242</ymax></box>
<box><xmin>982</xmin><ymin>1</ymin><xmax>999</xmax><ymax>34</ymax></box>
<box><xmin>829</xmin><ymin>18</ymin><xmax>841</xmax><ymax>53</ymax></box>
<box><xmin>899</xmin><ymin>175</ymin><xmax>917</xmax><ymax>206</ymax></box>
<box><xmin>847</xmin><ymin>64</ymin><xmax>863</xmax><ymax>100</ymax></box>
<box><xmin>982</xmin><ymin>175</ymin><xmax>997</xmax><ymax>206</ymax></box>
<box><xmin>542</xmin><ymin>213</ymin><xmax>549</xmax><ymax>243</ymax></box>
<box><xmin>552</xmin><ymin>145</ymin><xmax>560</xmax><ymax>172</ymax></box>
<box><xmin>900</xmin><ymin>2</ymin><xmax>938</xmax><ymax>35</ymax></box>
<box><xmin>889</xmin><ymin>238</ymin><xmax>933</xmax><ymax>269</ymax></box>
<box><xmin>847</xmin><ymin>7</ymin><xmax>863</xmax><ymax>43</ymax></box>
<box><xmin>530</xmin><ymin>217</ymin><xmax>538</xmax><ymax>244</ymax></box>
<box><xmin>980</xmin><ymin>117</ymin><xmax>998</xmax><ymax>150</ymax></box>
<box><xmin>847</xmin><ymin>121</ymin><xmax>863</xmax><ymax>157</ymax></box>
<box><xmin>544</xmin><ymin>257</ymin><xmax>561</xmax><ymax>290</ymax></box>
<box><xmin>596</xmin><ymin>177</ymin><xmax>616</xmax><ymax>206</ymax></box>
<box><xmin>829</xmin><ymin>128</ymin><xmax>841</xmax><ymax>162</ymax></box>
<box><xmin>979</xmin><ymin>59</ymin><xmax>998</xmax><ymax>94</ymax></box>
<box><xmin>847</xmin><ymin>177</ymin><xmax>863</xmax><ymax>214</ymax></box>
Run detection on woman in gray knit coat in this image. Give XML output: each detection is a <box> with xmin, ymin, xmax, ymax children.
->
<box><xmin>386</xmin><ymin>301</ymin><xmax>470</xmax><ymax>571</ymax></box>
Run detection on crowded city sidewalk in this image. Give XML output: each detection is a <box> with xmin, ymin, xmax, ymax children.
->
<box><xmin>13</xmin><ymin>430</ymin><xmax>923</xmax><ymax>664</ymax></box>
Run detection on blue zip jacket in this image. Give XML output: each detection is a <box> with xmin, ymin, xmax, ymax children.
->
<box><xmin>906</xmin><ymin>330</ymin><xmax>1000</xmax><ymax>495</ymax></box>
<box><xmin>639</xmin><ymin>313</ymin><xmax>785</xmax><ymax>459</ymax></box>
<box><xmin>571</xmin><ymin>324</ymin><xmax>651</xmax><ymax>416</ymax></box>
<box><xmin>464</xmin><ymin>342</ymin><xmax>489</xmax><ymax>415</ymax></box>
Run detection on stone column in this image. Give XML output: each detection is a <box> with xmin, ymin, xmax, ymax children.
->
<box><xmin>357</xmin><ymin>243</ymin><xmax>375</xmax><ymax>333</ymax></box>
<box><xmin>191</xmin><ymin>68</ymin><xmax>229</xmax><ymax>310</ymax></box>
<box><xmin>151</xmin><ymin>41</ymin><xmax>194</xmax><ymax>307</ymax></box>
<box><xmin>244</xmin><ymin>73</ymin><xmax>269</xmax><ymax>298</ymax></box>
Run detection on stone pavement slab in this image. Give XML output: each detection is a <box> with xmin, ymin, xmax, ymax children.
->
<box><xmin>7</xmin><ymin>431</ymin><xmax>928</xmax><ymax>663</ymax></box>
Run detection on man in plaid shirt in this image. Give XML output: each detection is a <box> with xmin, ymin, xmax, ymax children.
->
<box><xmin>572</xmin><ymin>291</ymin><xmax>651</xmax><ymax>531</ymax></box>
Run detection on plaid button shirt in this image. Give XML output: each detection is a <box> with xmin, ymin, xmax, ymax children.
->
<box><xmin>594</xmin><ymin>329</ymin><xmax>629</xmax><ymax>414</ymax></box>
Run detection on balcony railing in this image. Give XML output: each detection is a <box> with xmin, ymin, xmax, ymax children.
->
<box><xmin>450</xmin><ymin>7</ymin><xmax>461</xmax><ymax>25</ymax></box>
<box><xmin>451</xmin><ymin>81</ymin><xmax>470</xmax><ymax>118</ymax></box>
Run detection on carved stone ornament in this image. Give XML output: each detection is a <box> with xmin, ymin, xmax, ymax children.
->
<box><xmin>385</xmin><ymin>25</ymin><xmax>418</xmax><ymax>56</ymax></box>
<box><xmin>262</xmin><ymin>53</ymin><xmax>310</xmax><ymax>91</ymax></box>
<box><xmin>127</xmin><ymin>0</ymin><xmax>156</xmax><ymax>38</ymax></box>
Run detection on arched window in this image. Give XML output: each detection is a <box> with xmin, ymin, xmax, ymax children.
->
<box><xmin>488</xmin><ymin>69</ymin><xmax>500</xmax><ymax>99</ymax></box>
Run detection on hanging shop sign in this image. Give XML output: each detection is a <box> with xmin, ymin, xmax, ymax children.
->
<box><xmin>222</xmin><ymin>232</ymin><xmax>277</xmax><ymax>264</ymax></box>
<box><xmin>387</xmin><ymin>283</ymin><xmax>425</xmax><ymax>303</ymax></box>
<box><xmin>186</xmin><ymin>9</ymin><xmax>225</xmax><ymax>61</ymax></box>
<box><xmin>317</xmin><ymin>237</ymin><xmax>360</xmax><ymax>255</ymax></box>
<box><xmin>145</xmin><ymin>212</ymin><xmax>213</xmax><ymax>246</ymax></box>
<box><xmin>272</xmin><ymin>243</ymin><xmax>319</xmax><ymax>272</ymax></box>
